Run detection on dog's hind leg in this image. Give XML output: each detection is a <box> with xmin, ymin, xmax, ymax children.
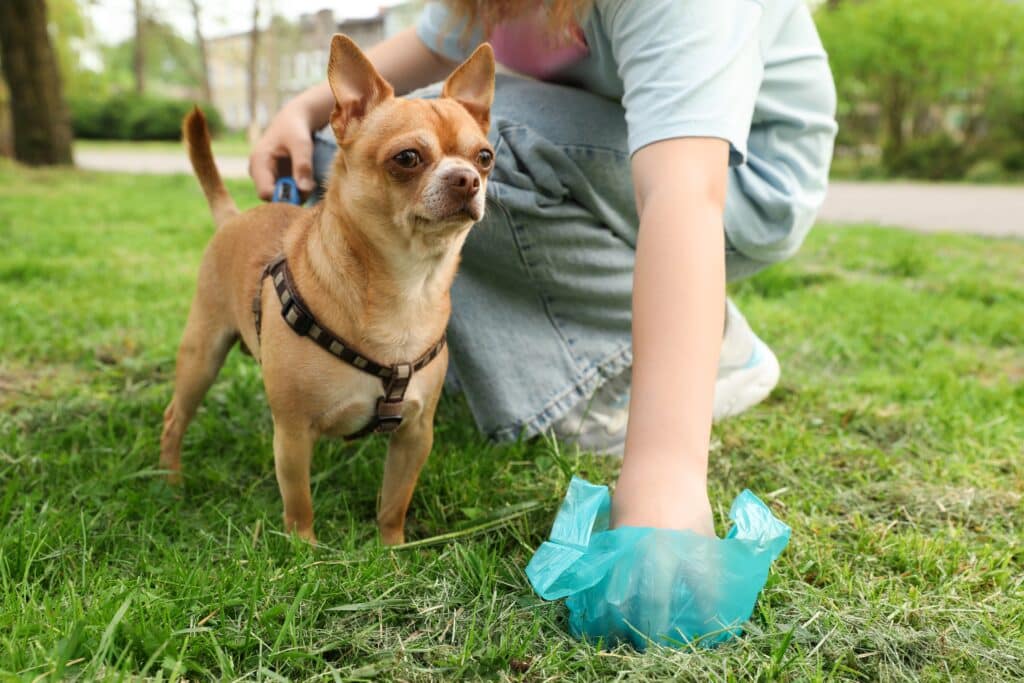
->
<box><xmin>160</xmin><ymin>300</ymin><xmax>235</xmax><ymax>484</ymax></box>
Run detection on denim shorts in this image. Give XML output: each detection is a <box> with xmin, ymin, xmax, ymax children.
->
<box><xmin>312</xmin><ymin>75</ymin><xmax>820</xmax><ymax>441</ymax></box>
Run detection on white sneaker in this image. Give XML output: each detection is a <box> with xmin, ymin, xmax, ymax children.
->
<box><xmin>552</xmin><ymin>299</ymin><xmax>780</xmax><ymax>456</ymax></box>
<box><xmin>552</xmin><ymin>369</ymin><xmax>631</xmax><ymax>457</ymax></box>
<box><xmin>713</xmin><ymin>299</ymin><xmax>780</xmax><ymax>422</ymax></box>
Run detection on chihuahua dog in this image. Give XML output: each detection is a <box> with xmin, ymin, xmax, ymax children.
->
<box><xmin>160</xmin><ymin>35</ymin><xmax>495</xmax><ymax>545</ymax></box>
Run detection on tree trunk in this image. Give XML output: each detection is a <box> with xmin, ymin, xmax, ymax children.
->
<box><xmin>133</xmin><ymin>0</ymin><xmax>145</xmax><ymax>94</ymax></box>
<box><xmin>0</xmin><ymin>82</ymin><xmax>12</xmax><ymax>157</ymax></box>
<box><xmin>247</xmin><ymin>0</ymin><xmax>261</xmax><ymax>135</ymax></box>
<box><xmin>883</xmin><ymin>77</ymin><xmax>906</xmax><ymax>157</ymax></box>
<box><xmin>189</xmin><ymin>0</ymin><xmax>212</xmax><ymax>102</ymax></box>
<box><xmin>0</xmin><ymin>0</ymin><xmax>73</xmax><ymax>165</ymax></box>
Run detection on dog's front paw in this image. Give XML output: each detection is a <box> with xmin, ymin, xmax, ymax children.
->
<box><xmin>296</xmin><ymin>528</ymin><xmax>317</xmax><ymax>545</ymax></box>
<box><xmin>158</xmin><ymin>449</ymin><xmax>183</xmax><ymax>485</ymax></box>
<box><xmin>283</xmin><ymin>518</ymin><xmax>317</xmax><ymax>545</ymax></box>
<box><xmin>379</xmin><ymin>526</ymin><xmax>405</xmax><ymax>546</ymax></box>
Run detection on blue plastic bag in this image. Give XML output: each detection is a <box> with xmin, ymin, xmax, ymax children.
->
<box><xmin>526</xmin><ymin>477</ymin><xmax>791</xmax><ymax>650</ymax></box>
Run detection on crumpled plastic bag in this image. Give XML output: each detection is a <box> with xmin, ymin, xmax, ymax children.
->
<box><xmin>525</xmin><ymin>477</ymin><xmax>791</xmax><ymax>650</ymax></box>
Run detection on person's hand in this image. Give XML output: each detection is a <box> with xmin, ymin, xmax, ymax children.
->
<box><xmin>610</xmin><ymin>452</ymin><xmax>715</xmax><ymax>537</ymax></box>
<box><xmin>248</xmin><ymin>102</ymin><xmax>318</xmax><ymax>201</ymax></box>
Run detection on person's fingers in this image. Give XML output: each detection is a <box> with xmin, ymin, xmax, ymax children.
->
<box><xmin>249</xmin><ymin>147</ymin><xmax>277</xmax><ymax>201</ymax></box>
<box><xmin>289</xmin><ymin>135</ymin><xmax>315</xmax><ymax>195</ymax></box>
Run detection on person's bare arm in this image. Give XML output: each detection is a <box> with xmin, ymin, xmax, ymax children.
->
<box><xmin>249</xmin><ymin>26</ymin><xmax>457</xmax><ymax>200</ymax></box>
<box><xmin>610</xmin><ymin>137</ymin><xmax>729</xmax><ymax>535</ymax></box>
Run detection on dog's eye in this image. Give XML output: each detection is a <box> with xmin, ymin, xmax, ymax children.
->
<box><xmin>393</xmin><ymin>150</ymin><xmax>422</xmax><ymax>168</ymax></box>
<box><xmin>477</xmin><ymin>149</ymin><xmax>494</xmax><ymax>168</ymax></box>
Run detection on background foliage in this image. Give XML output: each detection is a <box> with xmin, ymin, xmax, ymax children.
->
<box><xmin>817</xmin><ymin>0</ymin><xmax>1024</xmax><ymax>180</ymax></box>
<box><xmin>45</xmin><ymin>1</ymin><xmax>220</xmax><ymax>141</ymax></box>
<box><xmin>20</xmin><ymin>0</ymin><xmax>1024</xmax><ymax>162</ymax></box>
<box><xmin>98</xmin><ymin>17</ymin><xmax>206</xmax><ymax>95</ymax></box>
<box><xmin>69</xmin><ymin>93</ymin><xmax>223</xmax><ymax>141</ymax></box>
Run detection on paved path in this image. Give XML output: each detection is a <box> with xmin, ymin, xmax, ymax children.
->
<box><xmin>819</xmin><ymin>181</ymin><xmax>1024</xmax><ymax>238</ymax></box>
<box><xmin>74</xmin><ymin>151</ymin><xmax>1023</xmax><ymax>238</ymax></box>
<box><xmin>75</xmin><ymin>149</ymin><xmax>250</xmax><ymax>179</ymax></box>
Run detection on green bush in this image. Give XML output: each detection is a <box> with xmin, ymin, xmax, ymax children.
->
<box><xmin>964</xmin><ymin>160</ymin><xmax>1007</xmax><ymax>184</ymax></box>
<box><xmin>70</xmin><ymin>94</ymin><xmax>224</xmax><ymax>141</ymax></box>
<box><xmin>816</xmin><ymin>0</ymin><xmax>1024</xmax><ymax>180</ymax></box>
<box><xmin>883</xmin><ymin>134</ymin><xmax>972</xmax><ymax>181</ymax></box>
<box><xmin>983</xmin><ymin>88</ymin><xmax>1024</xmax><ymax>173</ymax></box>
<box><xmin>68</xmin><ymin>97</ymin><xmax>118</xmax><ymax>139</ymax></box>
<box><xmin>1001</xmin><ymin>146</ymin><xmax>1024</xmax><ymax>174</ymax></box>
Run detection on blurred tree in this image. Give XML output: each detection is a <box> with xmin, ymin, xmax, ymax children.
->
<box><xmin>817</xmin><ymin>0</ymin><xmax>1024</xmax><ymax>178</ymax></box>
<box><xmin>47</xmin><ymin>0</ymin><xmax>108</xmax><ymax>101</ymax></box>
<box><xmin>49</xmin><ymin>0</ymin><xmax>88</xmax><ymax>85</ymax></box>
<box><xmin>134</xmin><ymin>0</ymin><xmax>145</xmax><ymax>93</ymax></box>
<box><xmin>189</xmin><ymin>0</ymin><xmax>213</xmax><ymax>102</ymax></box>
<box><xmin>0</xmin><ymin>0</ymin><xmax>73</xmax><ymax>164</ymax></box>
<box><xmin>248</xmin><ymin>0</ymin><xmax>261</xmax><ymax>139</ymax></box>
<box><xmin>102</xmin><ymin>19</ymin><xmax>203</xmax><ymax>94</ymax></box>
<box><xmin>3</xmin><ymin>0</ymin><xmax>100</xmax><ymax>156</ymax></box>
<box><xmin>0</xmin><ymin>78</ymin><xmax>9</xmax><ymax>158</ymax></box>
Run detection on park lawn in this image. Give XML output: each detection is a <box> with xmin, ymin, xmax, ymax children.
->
<box><xmin>0</xmin><ymin>159</ymin><xmax>1022</xmax><ymax>681</ymax></box>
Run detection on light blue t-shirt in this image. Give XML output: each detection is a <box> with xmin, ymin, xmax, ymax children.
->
<box><xmin>417</xmin><ymin>0</ymin><xmax>839</xmax><ymax>261</ymax></box>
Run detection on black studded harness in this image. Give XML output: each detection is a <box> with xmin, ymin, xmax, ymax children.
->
<box><xmin>254</xmin><ymin>255</ymin><xmax>446</xmax><ymax>440</ymax></box>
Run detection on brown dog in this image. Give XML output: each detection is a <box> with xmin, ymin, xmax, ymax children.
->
<box><xmin>160</xmin><ymin>35</ymin><xmax>495</xmax><ymax>545</ymax></box>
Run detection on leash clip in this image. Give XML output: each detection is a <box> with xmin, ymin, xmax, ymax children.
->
<box><xmin>272</xmin><ymin>176</ymin><xmax>302</xmax><ymax>205</ymax></box>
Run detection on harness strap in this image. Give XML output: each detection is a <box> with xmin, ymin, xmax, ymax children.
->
<box><xmin>252</xmin><ymin>255</ymin><xmax>446</xmax><ymax>439</ymax></box>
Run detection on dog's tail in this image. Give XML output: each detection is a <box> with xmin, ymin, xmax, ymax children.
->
<box><xmin>183</xmin><ymin>107</ymin><xmax>238</xmax><ymax>227</ymax></box>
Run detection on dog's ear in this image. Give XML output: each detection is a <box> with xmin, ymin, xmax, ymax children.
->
<box><xmin>442</xmin><ymin>43</ymin><xmax>495</xmax><ymax>133</ymax></box>
<box><xmin>327</xmin><ymin>34</ymin><xmax>394</xmax><ymax>140</ymax></box>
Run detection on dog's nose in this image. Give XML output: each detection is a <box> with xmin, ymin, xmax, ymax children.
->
<box><xmin>446</xmin><ymin>168</ymin><xmax>480</xmax><ymax>199</ymax></box>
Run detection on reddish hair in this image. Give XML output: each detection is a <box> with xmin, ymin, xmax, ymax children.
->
<box><xmin>442</xmin><ymin>0</ymin><xmax>594</xmax><ymax>41</ymax></box>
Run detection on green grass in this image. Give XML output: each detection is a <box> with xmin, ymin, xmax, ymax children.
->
<box><xmin>1</xmin><ymin>160</ymin><xmax>1022</xmax><ymax>681</ymax></box>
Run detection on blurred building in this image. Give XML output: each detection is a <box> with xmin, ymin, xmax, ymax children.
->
<box><xmin>206</xmin><ymin>6</ymin><xmax>416</xmax><ymax>131</ymax></box>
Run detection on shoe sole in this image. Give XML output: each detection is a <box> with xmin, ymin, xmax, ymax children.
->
<box><xmin>713</xmin><ymin>339</ymin><xmax>780</xmax><ymax>422</ymax></box>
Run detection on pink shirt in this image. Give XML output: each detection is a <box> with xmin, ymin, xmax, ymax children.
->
<box><xmin>489</xmin><ymin>7</ymin><xmax>590</xmax><ymax>80</ymax></box>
